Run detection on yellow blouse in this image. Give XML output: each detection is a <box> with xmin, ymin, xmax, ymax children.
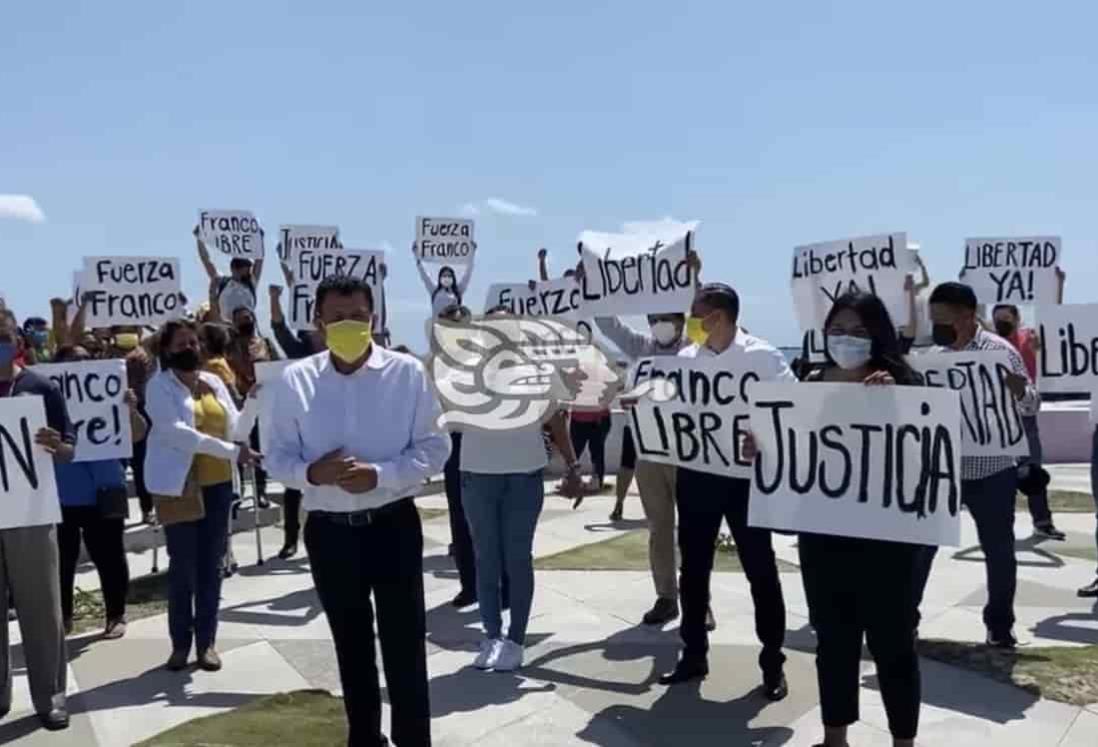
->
<box><xmin>192</xmin><ymin>393</ymin><xmax>233</xmax><ymax>487</ymax></box>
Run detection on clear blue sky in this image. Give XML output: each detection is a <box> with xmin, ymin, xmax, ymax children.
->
<box><xmin>3</xmin><ymin>2</ymin><xmax>1097</xmax><ymax>350</ymax></box>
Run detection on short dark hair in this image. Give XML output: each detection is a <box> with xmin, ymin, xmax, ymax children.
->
<box><xmin>200</xmin><ymin>323</ymin><xmax>232</xmax><ymax>357</ymax></box>
<box><xmin>695</xmin><ymin>283</ymin><xmax>740</xmax><ymax>322</ymax></box>
<box><xmin>229</xmin><ymin>258</ymin><xmax>253</xmax><ymax>271</ymax></box>
<box><xmin>928</xmin><ymin>282</ymin><xmax>977</xmax><ymax>311</ymax></box>
<box><xmin>54</xmin><ymin>344</ymin><xmax>84</xmax><ymax>363</ymax></box>
<box><xmin>484</xmin><ymin>304</ymin><xmax>511</xmax><ymax>316</ymax></box>
<box><xmin>157</xmin><ymin>319</ymin><xmax>199</xmax><ymax>368</ymax></box>
<box><xmin>993</xmin><ymin>304</ymin><xmax>1020</xmax><ymax>319</ymax></box>
<box><xmin>315</xmin><ymin>275</ymin><xmax>374</xmax><ymax>316</ymax></box>
<box><xmin>22</xmin><ymin>317</ymin><xmax>48</xmax><ymax>332</ymax></box>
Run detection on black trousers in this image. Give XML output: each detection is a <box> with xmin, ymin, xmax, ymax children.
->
<box><xmin>283</xmin><ymin>489</ymin><xmax>302</xmax><ymax>545</ymax></box>
<box><xmin>444</xmin><ymin>433</ymin><xmax>477</xmax><ymax>595</ymax></box>
<box><xmin>570</xmin><ymin>416</ymin><xmax>612</xmax><ymax>483</ymax></box>
<box><xmin>131</xmin><ymin>437</ymin><xmax>152</xmax><ymax>515</ymax></box>
<box><xmin>57</xmin><ymin>506</ymin><xmax>129</xmax><ymax>622</ymax></box>
<box><xmin>238</xmin><ymin>425</ymin><xmax>268</xmax><ymax>498</ymax></box>
<box><xmin>800</xmin><ymin>534</ymin><xmax>921</xmax><ymax>739</ymax></box>
<box><xmin>675</xmin><ymin>468</ymin><xmax>786</xmax><ymax>678</ymax></box>
<box><xmin>305</xmin><ymin>499</ymin><xmax>430</xmax><ymax>747</ymax></box>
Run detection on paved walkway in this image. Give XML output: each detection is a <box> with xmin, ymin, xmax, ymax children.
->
<box><xmin>3</xmin><ymin>470</ymin><xmax>1097</xmax><ymax>745</ymax></box>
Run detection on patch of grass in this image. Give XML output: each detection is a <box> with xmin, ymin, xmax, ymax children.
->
<box><xmin>1016</xmin><ymin>490</ymin><xmax>1095</xmax><ymax>513</ymax></box>
<box><xmin>138</xmin><ymin>690</ymin><xmax>346</xmax><ymax>746</ymax></box>
<box><xmin>72</xmin><ymin>572</ymin><xmax>170</xmax><ymax>635</ymax></box>
<box><xmin>417</xmin><ymin>507</ymin><xmax>449</xmax><ymax>522</ymax></box>
<box><xmin>534</xmin><ymin>529</ymin><xmax>797</xmax><ymax>572</ymax></box>
<box><xmin>918</xmin><ymin>639</ymin><xmax>1098</xmax><ymax>706</ymax></box>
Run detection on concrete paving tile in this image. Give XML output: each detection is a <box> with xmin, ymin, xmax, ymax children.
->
<box><xmin>917</xmin><ymin>606</ymin><xmax>990</xmax><ymax>644</ymax></box>
<box><xmin>268</xmin><ymin>639</ymin><xmax>341</xmax><ymax>695</ymax></box>
<box><xmin>1060</xmin><ymin>709</ymin><xmax>1098</xmax><ymax>747</ymax></box>
<box><xmin>765</xmin><ymin>708</ymin><xmax>893</xmax><ymax>747</ymax></box>
<box><xmin>68</xmin><ymin>637</ymin><xmax>258</xmax><ymax>692</ymax></box>
<box><xmin>465</xmin><ymin>696</ymin><xmax>640</xmax><ymax>747</ymax></box>
<box><xmin>0</xmin><ymin>709</ymin><xmax>99</xmax><ymax>747</ymax></box>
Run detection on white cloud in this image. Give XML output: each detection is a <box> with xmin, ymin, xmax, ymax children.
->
<box><xmin>620</xmin><ymin>216</ymin><xmax>698</xmax><ymax>236</ymax></box>
<box><xmin>0</xmin><ymin>194</ymin><xmax>45</xmax><ymax>223</ymax></box>
<box><xmin>460</xmin><ymin>198</ymin><xmax>537</xmax><ymax>218</ymax></box>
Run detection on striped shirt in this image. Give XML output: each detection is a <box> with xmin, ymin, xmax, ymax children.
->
<box><xmin>940</xmin><ymin>327</ymin><xmax>1040</xmax><ymax>481</ymax></box>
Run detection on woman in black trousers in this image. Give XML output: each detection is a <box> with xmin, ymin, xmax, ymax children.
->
<box><xmin>753</xmin><ymin>292</ymin><xmax>925</xmax><ymax>747</ymax></box>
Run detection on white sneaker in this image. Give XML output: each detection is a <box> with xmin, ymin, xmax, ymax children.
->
<box><xmin>473</xmin><ymin>639</ymin><xmax>502</xmax><ymax>670</ymax></box>
<box><xmin>492</xmin><ymin>639</ymin><xmax>524</xmax><ymax>672</ymax></box>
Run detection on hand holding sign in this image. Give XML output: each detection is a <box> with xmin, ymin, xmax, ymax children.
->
<box><xmin>34</xmin><ymin>427</ymin><xmax>66</xmax><ymax>456</ymax></box>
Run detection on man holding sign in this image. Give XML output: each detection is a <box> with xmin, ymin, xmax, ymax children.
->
<box><xmin>923</xmin><ymin>282</ymin><xmax>1038</xmax><ymax>649</ymax></box>
<box><xmin>657</xmin><ymin>283</ymin><xmax>793</xmax><ymax>702</ymax></box>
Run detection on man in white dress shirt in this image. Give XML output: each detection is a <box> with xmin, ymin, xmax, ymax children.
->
<box><xmin>266</xmin><ymin>275</ymin><xmax>450</xmax><ymax>747</ymax></box>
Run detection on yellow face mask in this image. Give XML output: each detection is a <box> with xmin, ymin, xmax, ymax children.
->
<box><xmin>685</xmin><ymin>315</ymin><xmax>710</xmax><ymax>346</ymax></box>
<box><xmin>325</xmin><ymin>320</ymin><xmax>373</xmax><ymax>363</ymax></box>
<box><xmin>113</xmin><ymin>333</ymin><xmax>140</xmax><ymax>351</ymax></box>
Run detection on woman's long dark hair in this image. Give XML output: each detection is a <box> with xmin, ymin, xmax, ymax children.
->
<box><xmin>823</xmin><ymin>292</ymin><xmax>922</xmax><ymax>385</ymax></box>
<box><xmin>157</xmin><ymin>319</ymin><xmax>199</xmax><ymax>369</ymax></box>
<box><xmin>432</xmin><ymin>266</ymin><xmax>461</xmax><ymax>305</ymax></box>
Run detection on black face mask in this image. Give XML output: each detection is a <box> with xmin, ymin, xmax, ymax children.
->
<box><xmin>995</xmin><ymin>321</ymin><xmax>1016</xmax><ymax>338</ymax></box>
<box><xmin>237</xmin><ymin>322</ymin><xmax>256</xmax><ymax>338</ymax></box>
<box><xmin>932</xmin><ymin>324</ymin><xmax>958</xmax><ymax>347</ymax></box>
<box><xmin>167</xmin><ymin>349</ymin><xmax>201</xmax><ymax>372</ymax></box>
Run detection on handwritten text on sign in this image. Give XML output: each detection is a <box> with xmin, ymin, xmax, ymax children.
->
<box><xmin>628</xmin><ymin>356</ymin><xmax>770</xmax><ymax>478</ymax></box>
<box><xmin>1037</xmin><ymin>303</ymin><xmax>1098</xmax><ymax>394</ymax></box>
<box><xmin>37</xmin><ymin>360</ymin><xmax>133</xmax><ymax>462</ymax></box>
<box><xmin>747</xmin><ymin>383</ymin><xmax>962</xmax><ymax>547</ymax></box>
<box><xmin>911</xmin><ymin>351</ymin><xmax>1028</xmax><ymax>458</ymax></box>
<box><xmin>579</xmin><ymin>231</ymin><xmax>695</xmax><ymax>316</ymax></box>
<box><xmin>0</xmin><ymin>397</ymin><xmax>62</xmax><ymax>530</ymax></box>
<box><xmin>962</xmin><ymin>237</ymin><xmax>1061</xmax><ymax>305</ymax></box>
<box><xmin>81</xmin><ymin>257</ymin><xmax>183</xmax><ymax>327</ymax></box>
<box><xmin>416</xmin><ymin>217</ymin><xmax>475</xmax><ymax>265</ymax></box>
<box><xmin>484</xmin><ymin>277</ymin><xmax>583</xmax><ymax>319</ymax></box>
<box><xmin>278</xmin><ymin>225</ymin><xmax>340</xmax><ymax>263</ymax></box>
<box><xmin>288</xmin><ymin>248</ymin><xmax>385</xmax><ymax>330</ymax></box>
<box><xmin>199</xmin><ymin>210</ymin><xmax>264</xmax><ymax>259</ymax></box>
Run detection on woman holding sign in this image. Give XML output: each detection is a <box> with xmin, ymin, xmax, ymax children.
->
<box><xmin>414</xmin><ymin>243</ymin><xmax>475</xmax><ymax>318</ymax></box>
<box><xmin>144</xmin><ymin>320</ymin><xmax>260</xmax><ymax>673</ymax></box>
<box><xmin>747</xmin><ymin>291</ymin><xmax>925</xmax><ymax>747</ymax></box>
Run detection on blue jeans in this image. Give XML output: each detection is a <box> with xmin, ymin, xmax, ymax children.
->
<box><xmin>461</xmin><ymin>470</ymin><xmax>544</xmax><ymax>644</ymax></box>
<box><xmin>1091</xmin><ymin>427</ymin><xmax>1098</xmax><ymax>575</ymax></box>
<box><xmin>164</xmin><ymin>482</ymin><xmax>232</xmax><ymax>653</ymax></box>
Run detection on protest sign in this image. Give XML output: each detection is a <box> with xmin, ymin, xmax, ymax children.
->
<box><xmin>81</xmin><ymin>256</ymin><xmax>184</xmax><ymax>327</ymax></box>
<box><xmin>415</xmin><ymin>217</ymin><xmax>475</xmax><ymax>265</ymax></box>
<box><xmin>1037</xmin><ymin>303</ymin><xmax>1098</xmax><ymax>394</ymax></box>
<box><xmin>278</xmin><ymin>225</ymin><xmax>341</xmax><ymax>263</ymax></box>
<box><xmin>287</xmin><ymin>248</ymin><xmax>385</xmax><ymax>329</ymax></box>
<box><xmin>747</xmin><ymin>382</ymin><xmax>962</xmax><ymax>547</ymax></box>
<box><xmin>36</xmin><ymin>360</ymin><xmax>132</xmax><ymax>461</ymax></box>
<box><xmin>578</xmin><ymin>230</ymin><xmax>695</xmax><ymax>316</ymax></box>
<box><xmin>911</xmin><ymin>351</ymin><xmax>1028</xmax><ymax>458</ymax></box>
<box><xmin>628</xmin><ymin>354</ymin><xmax>774</xmax><ymax>478</ymax></box>
<box><xmin>255</xmin><ymin>360</ymin><xmax>294</xmax><ymax>452</ymax></box>
<box><xmin>962</xmin><ymin>237</ymin><xmax>1061</xmax><ymax>305</ymax></box>
<box><xmin>484</xmin><ymin>277</ymin><xmax>584</xmax><ymax>320</ymax></box>
<box><xmin>0</xmin><ymin>396</ymin><xmax>62</xmax><ymax>530</ymax></box>
<box><xmin>198</xmin><ymin>209</ymin><xmax>264</xmax><ymax>260</ymax></box>
<box><xmin>792</xmin><ymin>233</ymin><xmax>912</xmax><ymax>359</ymax></box>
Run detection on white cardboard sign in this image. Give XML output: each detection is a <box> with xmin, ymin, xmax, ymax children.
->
<box><xmin>1037</xmin><ymin>303</ymin><xmax>1098</xmax><ymax>394</ymax></box>
<box><xmin>415</xmin><ymin>217</ymin><xmax>475</xmax><ymax>265</ymax></box>
<box><xmin>0</xmin><ymin>396</ymin><xmax>62</xmax><ymax>530</ymax></box>
<box><xmin>81</xmin><ymin>256</ymin><xmax>184</xmax><ymax>327</ymax></box>
<box><xmin>911</xmin><ymin>351</ymin><xmax>1029</xmax><ymax>458</ymax></box>
<box><xmin>198</xmin><ymin>209</ymin><xmax>264</xmax><ymax>260</ymax></box>
<box><xmin>277</xmin><ymin>225</ymin><xmax>341</xmax><ymax>263</ymax></box>
<box><xmin>747</xmin><ymin>382</ymin><xmax>962</xmax><ymax>547</ymax></box>
<box><xmin>36</xmin><ymin>360</ymin><xmax>133</xmax><ymax>462</ymax></box>
<box><xmin>578</xmin><ymin>230</ymin><xmax>695</xmax><ymax>316</ymax></box>
<box><xmin>961</xmin><ymin>237</ymin><xmax>1061</xmax><ymax>305</ymax></box>
<box><xmin>286</xmin><ymin>248</ymin><xmax>386</xmax><ymax>330</ymax></box>
<box><xmin>484</xmin><ymin>277</ymin><xmax>583</xmax><ymax>320</ymax></box>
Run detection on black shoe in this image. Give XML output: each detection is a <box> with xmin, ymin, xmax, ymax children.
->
<box><xmin>277</xmin><ymin>542</ymin><xmax>298</xmax><ymax>560</ymax></box>
<box><xmin>0</xmin><ymin>705</ymin><xmax>9</xmax><ymax>720</ymax></box>
<box><xmin>986</xmin><ymin>630</ymin><xmax>1018</xmax><ymax>649</ymax></box>
<box><xmin>39</xmin><ymin>708</ymin><xmax>69</xmax><ymax>731</ymax></box>
<box><xmin>451</xmin><ymin>590</ymin><xmax>477</xmax><ymax>608</ymax></box>
<box><xmin>642</xmin><ymin>598</ymin><xmax>679</xmax><ymax>626</ymax></box>
<box><xmin>257</xmin><ymin>494</ymin><xmax>271</xmax><ymax>510</ymax></box>
<box><xmin>1078</xmin><ymin>578</ymin><xmax>1098</xmax><ymax>598</ymax></box>
<box><xmin>763</xmin><ymin>674</ymin><xmax>789</xmax><ymax>701</ymax></box>
<box><xmin>658</xmin><ymin>658</ymin><xmax>708</xmax><ymax>685</ymax></box>
<box><xmin>705</xmin><ymin>607</ymin><xmax>717</xmax><ymax>632</ymax></box>
<box><xmin>1034</xmin><ymin>522</ymin><xmax>1067</xmax><ymax>541</ymax></box>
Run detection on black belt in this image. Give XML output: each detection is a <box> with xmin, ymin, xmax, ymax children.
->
<box><xmin>309</xmin><ymin>498</ymin><xmax>411</xmax><ymax>526</ymax></box>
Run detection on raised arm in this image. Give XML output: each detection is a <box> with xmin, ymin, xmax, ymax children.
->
<box><xmin>899</xmin><ymin>274</ymin><xmax>917</xmax><ymax>339</ymax></box>
<box><xmin>69</xmin><ymin>293</ymin><xmax>90</xmax><ymax>344</ymax></box>
<box><xmin>594</xmin><ymin>316</ymin><xmax>655</xmax><ymax>359</ymax></box>
<box><xmin>413</xmin><ymin>243</ymin><xmax>435</xmax><ymax>295</ymax></box>
<box><xmin>457</xmin><ymin>251</ymin><xmax>475</xmax><ymax>296</ymax></box>
<box><xmin>538</xmin><ymin>248</ymin><xmax>550</xmax><ymax>281</ymax></box>
<box><xmin>252</xmin><ymin>229</ymin><xmax>265</xmax><ymax>283</ymax></box>
<box><xmin>50</xmin><ymin>298</ymin><xmax>70</xmax><ymax>348</ymax></box>
<box><xmin>194</xmin><ymin>226</ymin><xmax>220</xmax><ymax>282</ymax></box>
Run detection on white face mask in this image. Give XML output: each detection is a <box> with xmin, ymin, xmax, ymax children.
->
<box><xmin>440</xmin><ymin>276</ymin><xmax>455</xmax><ymax>289</ymax></box>
<box><xmin>650</xmin><ymin>321</ymin><xmax>679</xmax><ymax>346</ymax></box>
<box><xmin>828</xmin><ymin>334</ymin><xmax>873</xmax><ymax>370</ymax></box>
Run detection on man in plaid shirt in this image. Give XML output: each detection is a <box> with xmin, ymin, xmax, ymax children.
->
<box><xmin>917</xmin><ymin>282</ymin><xmax>1038</xmax><ymax>649</ymax></box>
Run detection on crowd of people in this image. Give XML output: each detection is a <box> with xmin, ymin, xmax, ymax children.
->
<box><xmin>0</xmin><ymin>236</ymin><xmax>1095</xmax><ymax>747</ymax></box>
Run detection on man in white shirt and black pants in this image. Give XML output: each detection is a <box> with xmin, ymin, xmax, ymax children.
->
<box><xmin>659</xmin><ymin>283</ymin><xmax>793</xmax><ymax>702</ymax></box>
<box><xmin>267</xmin><ymin>275</ymin><xmax>450</xmax><ymax>747</ymax></box>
